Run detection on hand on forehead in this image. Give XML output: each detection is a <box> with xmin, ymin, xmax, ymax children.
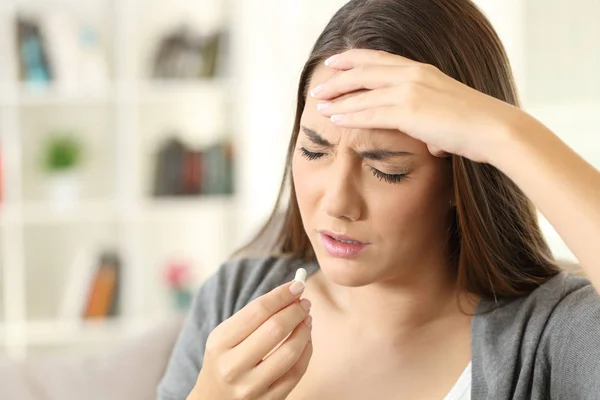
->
<box><xmin>303</xmin><ymin>66</ymin><xmax>426</xmax><ymax>154</ymax></box>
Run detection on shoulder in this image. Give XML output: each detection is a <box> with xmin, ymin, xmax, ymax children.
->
<box><xmin>472</xmin><ymin>272</ymin><xmax>600</xmax><ymax>397</ymax></box>
<box><xmin>539</xmin><ymin>272</ymin><xmax>600</xmax><ymax>353</ymax></box>
<box><xmin>474</xmin><ymin>272</ymin><xmax>598</xmax><ymax>341</ymax></box>
<box><xmin>502</xmin><ymin>271</ymin><xmax>600</xmax><ymax>341</ymax></box>
<box><xmin>475</xmin><ymin>271</ymin><xmax>594</xmax><ymax>322</ymax></box>
<box><xmin>473</xmin><ymin>272</ymin><xmax>595</xmax><ymax>352</ymax></box>
<box><xmin>198</xmin><ymin>255</ymin><xmax>319</xmax><ymax>322</ymax></box>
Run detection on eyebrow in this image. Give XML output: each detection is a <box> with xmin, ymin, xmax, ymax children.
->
<box><xmin>302</xmin><ymin>126</ymin><xmax>332</xmax><ymax>147</ymax></box>
<box><xmin>300</xmin><ymin>126</ymin><xmax>413</xmax><ymax>160</ymax></box>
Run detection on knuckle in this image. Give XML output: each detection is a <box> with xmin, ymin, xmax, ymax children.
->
<box><xmin>231</xmin><ymin>384</ymin><xmax>254</xmax><ymax>400</ymax></box>
<box><xmin>249</xmin><ymin>297</ymin><xmax>272</xmax><ymax>321</ymax></box>
<box><xmin>410</xmin><ymin>65</ymin><xmax>427</xmax><ymax>81</ymax></box>
<box><xmin>351</xmin><ymin>64</ymin><xmax>368</xmax><ymax>78</ymax></box>
<box><xmin>374</xmin><ymin>49</ymin><xmax>390</xmax><ymax>61</ymax></box>
<box><xmin>411</xmin><ymin>63</ymin><xmax>434</xmax><ymax>81</ymax></box>
<box><xmin>205</xmin><ymin>331</ymin><xmax>221</xmax><ymax>355</ymax></box>
<box><xmin>217</xmin><ymin>359</ymin><xmax>241</xmax><ymax>384</ymax></box>
<box><xmin>350</xmin><ymin>91</ymin><xmax>368</xmax><ymax>108</ymax></box>
<box><xmin>279</xmin><ymin>342</ymin><xmax>302</xmax><ymax>365</ymax></box>
<box><xmin>264</xmin><ymin>318</ymin><xmax>286</xmax><ymax>339</ymax></box>
<box><xmin>355</xmin><ymin>63</ymin><xmax>367</xmax><ymax>73</ymax></box>
<box><xmin>401</xmin><ymin>83</ymin><xmax>422</xmax><ymax>108</ymax></box>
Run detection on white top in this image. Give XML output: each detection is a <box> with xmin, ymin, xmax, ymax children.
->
<box><xmin>442</xmin><ymin>362</ymin><xmax>471</xmax><ymax>400</ymax></box>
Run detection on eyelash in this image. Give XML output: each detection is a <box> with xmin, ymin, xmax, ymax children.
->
<box><xmin>299</xmin><ymin>147</ymin><xmax>324</xmax><ymax>161</ymax></box>
<box><xmin>299</xmin><ymin>147</ymin><xmax>408</xmax><ymax>184</ymax></box>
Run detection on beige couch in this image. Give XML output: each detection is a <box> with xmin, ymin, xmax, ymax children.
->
<box><xmin>0</xmin><ymin>316</ymin><xmax>184</xmax><ymax>400</ymax></box>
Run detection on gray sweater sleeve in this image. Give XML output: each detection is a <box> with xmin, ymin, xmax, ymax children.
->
<box><xmin>542</xmin><ymin>282</ymin><xmax>600</xmax><ymax>399</ymax></box>
<box><xmin>156</xmin><ymin>263</ymin><xmax>230</xmax><ymax>400</ymax></box>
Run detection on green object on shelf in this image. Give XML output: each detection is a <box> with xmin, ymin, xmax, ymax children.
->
<box><xmin>43</xmin><ymin>133</ymin><xmax>83</xmax><ymax>172</ymax></box>
<box><xmin>172</xmin><ymin>288</ymin><xmax>193</xmax><ymax>311</ymax></box>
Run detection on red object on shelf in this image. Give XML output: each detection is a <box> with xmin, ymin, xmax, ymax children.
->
<box><xmin>164</xmin><ymin>260</ymin><xmax>193</xmax><ymax>289</ymax></box>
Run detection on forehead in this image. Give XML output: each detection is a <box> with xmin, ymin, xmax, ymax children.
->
<box><xmin>301</xmin><ymin>65</ymin><xmax>426</xmax><ymax>153</ymax></box>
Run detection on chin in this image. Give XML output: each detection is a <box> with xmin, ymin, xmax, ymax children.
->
<box><xmin>314</xmin><ymin>250</ymin><xmax>376</xmax><ymax>287</ymax></box>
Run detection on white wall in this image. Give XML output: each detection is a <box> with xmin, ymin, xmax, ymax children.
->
<box><xmin>231</xmin><ymin>0</ymin><xmax>347</xmax><ymax>244</ymax></box>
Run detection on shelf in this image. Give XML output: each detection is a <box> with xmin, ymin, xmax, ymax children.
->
<box><xmin>15</xmin><ymin>83</ymin><xmax>114</xmax><ymax>106</ymax></box>
<box><xmin>140</xmin><ymin>195</ymin><xmax>235</xmax><ymax>220</ymax></box>
<box><xmin>0</xmin><ymin>201</ymin><xmax>119</xmax><ymax>225</ymax></box>
<box><xmin>0</xmin><ymin>0</ymin><xmax>238</xmax><ymax>360</ymax></box>
<box><xmin>138</xmin><ymin>78</ymin><xmax>231</xmax><ymax>103</ymax></box>
<box><xmin>0</xmin><ymin>197</ymin><xmax>236</xmax><ymax>225</ymax></box>
<box><xmin>0</xmin><ymin>80</ymin><xmax>232</xmax><ymax>106</ymax></box>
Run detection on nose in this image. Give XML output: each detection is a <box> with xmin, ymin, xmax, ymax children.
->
<box><xmin>321</xmin><ymin>159</ymin><xmax>362</xmax><ymax>222</ymax></box>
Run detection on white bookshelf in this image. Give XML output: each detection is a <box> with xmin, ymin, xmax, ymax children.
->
<box><xmin>0</xmin><ymin>0</ymin><xmax>240</xmax><ymax>359</ymax></box>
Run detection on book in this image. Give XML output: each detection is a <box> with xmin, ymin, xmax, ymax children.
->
<box><xmin>16</xmin><ymin>17</ymin><xmax>53</xmax><ymax>84</ymax></box>
<box><xmin>83</xmin><ymin>251</ymin><xmax>121</xmax><ymax>319</ymax></box>
<box><xmin>152</xmin><ymin>137</ymin><xmax>234</xmax><ymax>197</ymax></box>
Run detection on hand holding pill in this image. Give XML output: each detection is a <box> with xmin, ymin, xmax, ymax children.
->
<box><xmin>189</xmin><ymin>268</ymin><xmax>312</xmax><ymax>400</ymax></box>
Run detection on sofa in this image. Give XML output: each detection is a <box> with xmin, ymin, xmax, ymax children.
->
<box><xmin>0</xmin><ymin>315</ymin><xmax>184</xmax><ymax>400</ymax></box>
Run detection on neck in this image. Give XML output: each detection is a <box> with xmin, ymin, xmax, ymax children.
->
<box><xmin>321</xmin><ymin>260</ymin><xmax>475</xmax><ymax>342</ymax></box>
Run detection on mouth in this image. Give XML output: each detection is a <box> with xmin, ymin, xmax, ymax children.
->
<box><xmin>318</xmin><ymin>230</ymin><xmax>369</xmax><ymax>258</ymax></box>
<box><xmin>320</xmin><ymin>230</ymin><xmax>366</xmax><ymax>245</ymax></box>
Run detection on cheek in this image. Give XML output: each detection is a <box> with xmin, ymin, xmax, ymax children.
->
<box><xmin>292</xmin><ymin>154</ymin><xmax>317</xmax><ymax>214</ymax></box>
<box><xmin>369</xmin><ymin>175</ymin><xmax>450</xmax><ymax>240</ymax></box>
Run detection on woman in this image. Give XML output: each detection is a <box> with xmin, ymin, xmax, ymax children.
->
<box><xmin>158</xmin><ymin>0</ymin><xmax>600</xmax><ymax>399</ymax></box>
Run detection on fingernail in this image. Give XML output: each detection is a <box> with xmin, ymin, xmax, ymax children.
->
<box><xmin>317</xmin><ymin>102</ymin><xmax>330</xmax><ymax>111</ymax></box>
<box><xmin>289</xmin><ymin>280</ymin><xmax>305</xmax><ymax>295</ymax></box>
<box><xmin>299</xmin><ymin>298</ymin><xmax>312</xmax><ymax>311</ymax></box>
<box><xmin>324</xmin><ymin>55</ymin><xmax>338</xmax><ymax>67</ymax></box>
<box><xmin>304</xmin><ymin>315</ymin><xmax>313</xmax><ymax>328</ymax></box>
<box><xmin>330</xmin><ymin>114</ymin><xmax>344</xmax><ymax>123</ymax></box>
<box><xmin>310</xmin><ymin>84</ymin><xmax>324</xmax><ymax>97</ymax></box>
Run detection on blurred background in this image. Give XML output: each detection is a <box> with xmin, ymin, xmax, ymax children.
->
<box><xmin>0</xmin><ymin>0</ymin><xmax>598</xmax><ymax>398</ymax></box>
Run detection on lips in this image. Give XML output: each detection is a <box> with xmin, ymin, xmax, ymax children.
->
<box><xmin>319</xmin><ymin>230</ymin><xmax>369</xmax><ymax>258</ymax></box>
<box><xmin>322</xmin><ymin>231</ymin><xmax>365</xmax><ymax>244</ymax></box>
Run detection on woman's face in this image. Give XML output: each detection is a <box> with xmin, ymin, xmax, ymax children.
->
<box><xmin>292</xmin><ymin>65</ymin><xmax>454</xmax><ymax>287</ymax></box>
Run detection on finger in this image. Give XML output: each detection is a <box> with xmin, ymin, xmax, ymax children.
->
<box><xmin>233</xmin><ymin>298</ymin><xmax>311</xmax><ymax>369</ymax></box>
<box><xmin>316</xmin><ymin>86</ymin><xmax>401</xmax><ymax>117</ymax></box>
<box><xmin>329</xmin><ymin>105</ymin><xmax>403</xmax><ymax>131</ymax></box>
<box><xmin>324</xmin><ymin>49</ymin><xmax>416</xmax><ymax>70</ymax></box>
<box><xmin>311</xmin><ymin>65</ymin><xmax>411</xmax><ymax>100</ymax></box>
<box><xmin>212</xmin><ymin>280</ymin><xmax>305</xmax><ymax>348</ymax></box>
<box><xmin>427</xmin><ymin>144</ymin><xmax>450</xmax><ymax>158</ymax></box>
<box><xmin>265</xmin><ymin>340</ymin><xmax>313</xmax><ymax>400</ymax></box>
<box><xmin>252</xmin><ymin>316</ymin><xmax>313</xmax><ymax>393</ymax></box>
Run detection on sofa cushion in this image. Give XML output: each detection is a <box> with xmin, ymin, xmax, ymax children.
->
<box><xmin>17</xmin><ymin>316</ymin><xmax>184</xmax><ymax>400</ymax></box>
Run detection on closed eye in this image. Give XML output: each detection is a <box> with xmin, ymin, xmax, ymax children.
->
<box><xmin>369</xmin><ymin>167</ymin><xmax>408</xmax><ymax>184</ymax></box>
<box><xmin>299</xmin><ymin>147</ymin><xmax>325</xmax><ymax>160</ymax></box>
<box><xmin>300</xmin><ymin>147</ymin><xmax>408</xmax><ymax>184</ymax></box>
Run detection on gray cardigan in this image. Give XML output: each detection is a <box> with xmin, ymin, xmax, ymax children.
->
<box><xmin>157</xmin><ymin>256</ymin><xmax>600</xmax><ymax>399</ymax></box>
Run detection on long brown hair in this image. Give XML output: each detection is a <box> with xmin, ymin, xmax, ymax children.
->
<box><xmin>236</xmin><ymin>0</ymin><xmax>561</xmax><ymax>301</ymax></box>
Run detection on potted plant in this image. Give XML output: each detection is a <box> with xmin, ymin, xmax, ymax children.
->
<box><xmin>42</xmin><ymin>132</ymin><xmax>84</xmax><ymax>209</ymax></box>
<box><xmin>163</xmin><ymin>260</ymin><xmax>194</xmax><ymax>312</ymax></box>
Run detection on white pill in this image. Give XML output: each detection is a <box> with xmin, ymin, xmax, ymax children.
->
<box><xmin>294</xmin><ymin>268</ymin><xmax>307</xmax><ymax>283</ymax></box>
